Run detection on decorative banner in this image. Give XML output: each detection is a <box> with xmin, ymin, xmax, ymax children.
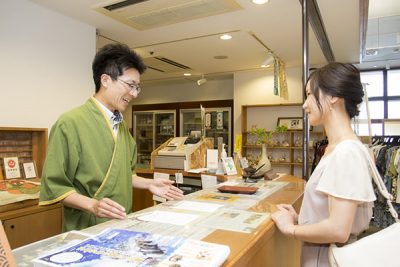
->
<box><xmin>279</xmin><ymin>59</ymin><xmax>288</xmax><ymax>100</ymax></box>
<box><xmin>273</xmin><ymin>57</ymin><xmax>279</xmax><ymax>96</ymax></box>
<box><xmin>3</xmin><ymin>157</ymin><xmax>21</xmax><ymax>179</ymax></box>
<box><xmin>216</xmin><ymin>111</ymin><xmax>223</xmax><ymax>130</ymax></box>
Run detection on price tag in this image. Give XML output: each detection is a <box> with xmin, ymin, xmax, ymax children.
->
<box><xmin>175</xmin><ymin>172</ymin><xmax>183</xmax><ymax>184</ymax></box>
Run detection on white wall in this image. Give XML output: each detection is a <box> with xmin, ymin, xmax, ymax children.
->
<box><xmin>0</xmin><ymin>0</ymin><xmax>96</xmax><ymax>130</ymax></box>
<box><xmin>124</xmin><ymin>77</ymin><xmax>233</xmax><ymax>128</ymax></box>
<box><xmin>233</xmin><ymin>67</ymin><xmax>304</xmax><ymax>135</ymax></box>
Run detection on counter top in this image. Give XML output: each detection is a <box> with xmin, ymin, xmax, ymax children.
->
<box><xmin>14</xmin><ymin>175</ymin><xmax>304</xmax><ymax>267</ymax></box>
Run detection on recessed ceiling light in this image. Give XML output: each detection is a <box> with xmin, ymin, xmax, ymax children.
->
<box><xmin>261</xmin><ymin>64</ymin><xmax>270</xmax><ymax>68</ymax></box>
<box><xmin>373</xmin><ymin>65</ymin><xmax>377</xmax><ymax>68</ymax></box>
<box><xmin>183</xmin><ymin>73</ymin><xmax>192</xmax><ymax>76</ymax></box>
<box><xmin>214</xmin><ymin>55</ymin><xmax>228</xmax><ymax>59</ymax></box>
<box><xmin>220</xmin><ymin>34</ymin><xmax>232</xmax><ymax>40</ymax></box>
<box><xmin>252</xmin><ymin>0</ymin><xmax>269</xmax><ymax>4</ymax></box>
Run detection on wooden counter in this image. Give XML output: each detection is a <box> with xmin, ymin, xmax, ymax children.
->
<box><xmin>205</xmin><ymin>175</ymin><xmax>304</xmax><ymax>267</ymax></box>
<box><xmin>14</xmin><ymin>175</ymin><xmax>304</xmax><ymax>266</ymax></box>
<box><xmin>136</xmin><ymin>170</ymin><xmax>304</xmax><ymax>266</ymax></box>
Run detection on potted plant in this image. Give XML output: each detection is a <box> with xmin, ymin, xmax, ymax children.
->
<box><xmin>249</xmin><ymin>125</ymin><xmax>288</xmax><ymax>176</ymax></box>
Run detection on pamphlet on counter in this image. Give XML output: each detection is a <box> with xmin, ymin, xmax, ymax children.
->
<box><xmin>33</xmin><ymin>228</ymin><xmax>230</xmax><ymax>267</ymax></box>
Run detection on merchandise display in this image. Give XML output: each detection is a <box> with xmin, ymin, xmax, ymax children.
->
<box><xmin>33</xmin><ymin>228</ymin><xmax>230</xmax><ymax>267</ymax></box>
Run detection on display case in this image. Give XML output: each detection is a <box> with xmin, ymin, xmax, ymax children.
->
<box><xmin>133</xmin><ymin>110</ymin><xmax>176</xmax><ymax>168</ymax></box>
<box><xmin>180</xmin><ymin>108</ymin><xmax>231</xmax><ymax>155</ymax></box>
<box><xmin>241</xmin><ymin>104</ymin><xmax>324</xmax><ymax>177</ymax></box>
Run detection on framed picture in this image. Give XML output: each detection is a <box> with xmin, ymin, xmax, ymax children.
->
<box><xmin>23</xmin><ymin>161</ymin><xmax>38</xmax><ymax>179</ymax></box>
<box><xmin>277</xmin><ymin>117</ymin><xmax>303</xmax><ymax>130</ymax></box>
<box><xmin>3</xmin><ymin>157</ymin><xmax>21</xmax><ymax>179</ymax></box>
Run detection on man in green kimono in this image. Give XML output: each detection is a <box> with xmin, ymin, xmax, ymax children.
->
<box><xmin>39</xmin><ymin>44</ymin><xmax>183</xmax><ymax>231</ymax></box>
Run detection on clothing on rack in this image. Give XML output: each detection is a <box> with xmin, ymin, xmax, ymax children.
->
<box><xmin>311</xmin><ymin>138</ymin><xmax>328</xmax><ymax>175</ymax></box>
<box><xmin>369</xmin><ymin>136</ymin><xmax>400</xmax><ymax>228</ymax></box>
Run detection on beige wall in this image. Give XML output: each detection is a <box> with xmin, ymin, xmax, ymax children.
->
<box><xmin>233</xmin><ymin>67</ymin><xmax>304</xmax><ymax>136</ymax></box>
<box><xmin>0</xmin><ymin>0</ymin><xmax>96</xmax><ymax>131</ymax></box>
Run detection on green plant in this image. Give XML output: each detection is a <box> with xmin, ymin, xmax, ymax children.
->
<box><xmin>250</xmin><ymin>124</ymin><xmax>288</xmax><ymax>145</ymax></box>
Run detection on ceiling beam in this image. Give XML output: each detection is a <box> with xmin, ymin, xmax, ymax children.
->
<box><xmin>359</xmin><ymin>0</ymin><xmax>369</xmax><ymax>62</ymax></box>
<box><xmin>299</xmin><ymin>0</ymin><xmax>335</xmax><ymax>62</ymax></box>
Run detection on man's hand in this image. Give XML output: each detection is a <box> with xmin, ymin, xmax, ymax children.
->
<box><xmin>91</xmin><ymin>197</ymin><xmax>126</xmax><ymax>220</ymax></box>
<box><xmin>63</xmin><ymin>193</ymin><xmax>126</xmax><ymax>220</ymax></box>
<box><xmin>149</xmin><ymin>179</ymin><xmax>183</xmax><ymax>200</ymax></box>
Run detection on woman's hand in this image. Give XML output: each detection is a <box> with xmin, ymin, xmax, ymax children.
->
<box><xmin>276</xmin><ymin>204</ymin><xmax>299</xmax><ymax>223</ymax></box>
<box><xmin>271</xmin><ymin>207</ymin><xmax>296</xmax><ymax>236</ymax></box>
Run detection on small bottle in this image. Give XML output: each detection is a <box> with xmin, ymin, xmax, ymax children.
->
<box><xmin>221</xmin><ymin>144</ymin><xmax>227</xmax><ymax>159</ymax></box>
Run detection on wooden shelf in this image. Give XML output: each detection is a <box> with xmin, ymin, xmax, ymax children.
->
<box><xmin>241</xmin><ymin>105</ymin><xmax>324</xmax><ymax>176</ymax></box>
<box><xmin>0</xmin><ymin>127</ymin><xmax>47</xmax><ymax>178</ymax></box>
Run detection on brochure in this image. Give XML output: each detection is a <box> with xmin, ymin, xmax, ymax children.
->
<box><xmin>33</xmin><ymin>228</ymin><xmax>230</xmax><ymax>267</ymax></box>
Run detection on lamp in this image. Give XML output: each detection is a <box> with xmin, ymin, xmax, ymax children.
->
<box><xmin>197</xmin><ymin>75</ymin><xmax>207</xmax><ymax>86</ymax></box>
<box><xmin>261</xmin><ymin>53</ymin><xmax>274</xmax><ymax>68</ymax></box>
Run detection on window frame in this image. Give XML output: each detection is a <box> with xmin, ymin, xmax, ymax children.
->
<box><xmin>359</xmin><ymin>67</ymin><xmax>400</xmax><ymax>135</ymax></box>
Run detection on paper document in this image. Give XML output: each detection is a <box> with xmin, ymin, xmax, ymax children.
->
<box><xmin>200</xmin><ymin>208</ymin><xmax>270</xmax><ymax>233</ymax></box>
<box><xmin>137</xmin><ymin>211</ymin><xmax>200</xmax><ymax>226</ymax></box>
<box><xmin>173</xmin><ymin>201</ymin><xmax>224</xmax><ymax>212</ymax></box>
<box><xmin>201</xmin><ymin>174</ymin><xmax>217</xmax><ymax>189</ymax></box>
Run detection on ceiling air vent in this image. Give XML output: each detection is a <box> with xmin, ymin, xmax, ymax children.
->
<box><xmin>95</xmin><ymin>0</ymin><xmax>242</xmax><ymax>30</ymax></box>
<box><xmin>103</xmin><ymin>0</ymin><xmax>149</xmax><ymax>11</ymax></box>
<box><xmin>143</xmin><ymin>56</ymin><xmax>191</xmax><ymax>73</ymax></box>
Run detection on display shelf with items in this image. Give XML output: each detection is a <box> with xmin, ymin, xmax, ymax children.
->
<box><xmin>0</xmin><ymin>127</ymin><xmax>47</xmax><ymax>179</ymax></box>
<box><xmin>133</xmin><ymin>110</ymin><xmax>176</xmax><ymax>168</ymax></box>
<box><xmin>180</xmin><ymin>108</ymin><xmax>231</xmax><ymax>156</ymax></box>
<box><xmin>241</xmin><ymin>104</ymin><xmax>324</xmax><ymax>176</ymax></box>
<box><xmin>180</xmin><ymin>109</ymin><xmax>202</xmax><ymax>136</ymax></box>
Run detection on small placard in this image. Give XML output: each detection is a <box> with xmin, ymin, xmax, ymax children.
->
<box><xmin>206</xmin><ymin>149</ymin><xmax>219</xmax><ymax>170</ymax></box>
<box><xmin>3</xmin><ymin>157</ymin><xmax>21</xmax><ymax>179</ymax></box>
<box><xmin>221</xmin><ymin>157</ymin><xmax>237</xmax><ymax>175</ymax></box>
<box><xmin>23</xmin><ymin>161</ymin><xmax>37</xmax><ymax>179</ymax></box>
<box><xmin>175</xmin><ymin>172</ymin><xmax>183</xmax><ymax>184</ymax></box>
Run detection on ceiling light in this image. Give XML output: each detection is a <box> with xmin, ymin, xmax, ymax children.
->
<box><xmin>252</xmin><ymin>0</ymin><xmax>269</xmax><ymax>4</ymax></box>
<box><xmin>220</xmin><ymin>34</ymin><xmax>232</xmax><ymax>40</ymax></box>
<box><xmin>197</xmin><ymin>75</ymin><xmax>207</xmax><ymax>86</ymax></box>
<box><xmin>184</xmin><ymin>73</ymin><xmax>191</xmax><ymax>76</ymax></box>
<box><xmin>261</xmin><ymin>53</ymin><xmax>274</xmax><ymax>68</ymax></box>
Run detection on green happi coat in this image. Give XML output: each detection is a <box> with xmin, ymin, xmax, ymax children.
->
<box><xmin>39</xmin><ymin>97</ymin><xmax>136</xmax><ymax>231</ymax></box>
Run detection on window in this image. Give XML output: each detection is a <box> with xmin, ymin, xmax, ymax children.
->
<box><xmin>356</xmin><ymin>69</ymin><xmax>400</xmax><ymax>136</ymax></box>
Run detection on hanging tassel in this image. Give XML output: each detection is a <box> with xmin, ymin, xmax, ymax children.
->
<box><xmin>279</xmin><ymin>59</ymin><xmax>289</xmax><ymax>100</ymax></box>
<box><xmin>273</xmin><ymin>57</ymin><xmax>279</xmax><ymax>96</ymax></box>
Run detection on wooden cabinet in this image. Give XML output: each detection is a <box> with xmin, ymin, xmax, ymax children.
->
<box><xmin>0</xmin><ymin>127</ymin><xmax>47</xmax><ymax>178</ymax></box>
<box><xmin>241</xmin><ymin>104</ymin><xmax>324</xmax><ymax>177</ymax></box>
<box><xmin>1</xmin><ymin>203</ymin><xmax>63</xmax><ymax>249</ymax></box>
<box><xmin>0</xmin><ymin>127</ymin><xmax>63</xmax><ymax>248</ymax></box>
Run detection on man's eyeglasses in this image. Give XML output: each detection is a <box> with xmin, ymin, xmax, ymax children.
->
<box><xmin>118</xmin><ymin>79</ymin><xmax>141</xmax><ymax>94</ymax></box>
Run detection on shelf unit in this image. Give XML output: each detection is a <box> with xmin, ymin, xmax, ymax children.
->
<box><xmin>133</xmin><ymin>110</ymin><xmax>176</xmax><ymax>168</ymax></box>
<box><xmin>0</xmin><ymin>127</ymin><xmax>48</xmax><ymax>178</ymax></box>
<box><xmin>180</xmin><ymin>107</ymin><xmax>231</xmax><ymax>155</ymax></box>
<box><xmin>0</xmin><ymin>127</ymin><xmax>63</xmax><ymax>248</ymax></box>
<box><xmin>241</xmin><ymin>104</ymin><xmax>324</xmax><ymax>177</ymax></box>
<box><xmin>132</xmin><ymin>100</ymin><xmax>233</xmax><ymax>169</ymax></box>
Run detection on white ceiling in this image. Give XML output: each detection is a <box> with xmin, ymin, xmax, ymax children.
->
<box><xmin>30</xmin><ymin>0</ymin><xmax>400</xmax><ymax>83</ymax></box>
